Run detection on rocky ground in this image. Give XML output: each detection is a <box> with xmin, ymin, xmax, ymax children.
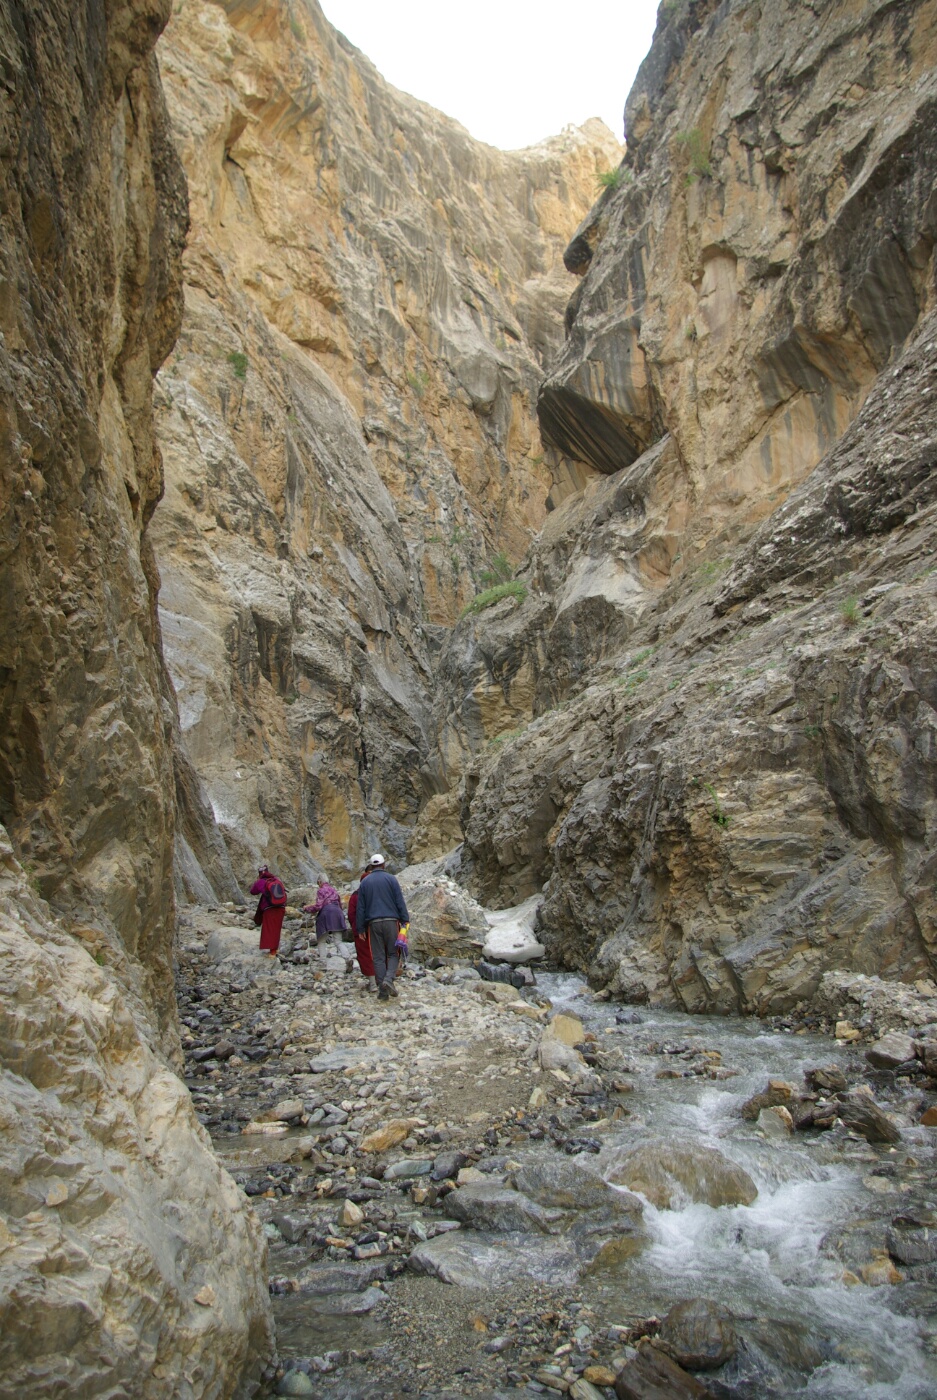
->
<box><xmin>175</xmin><ymin>901</ymin><xmax>937</xmax><ymax>1399</ymax></box>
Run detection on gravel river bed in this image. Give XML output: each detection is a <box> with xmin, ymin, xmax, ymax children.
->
<box><xmin>176</xmin><ymin>907</ymin><xmax>937</xmax><ymax>1398</ymax></box>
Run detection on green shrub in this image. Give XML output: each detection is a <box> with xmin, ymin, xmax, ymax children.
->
<box><xmin>461</xmin><ymin>581</ymin><xmax>528</xmax><ymax>617</ymax></box>
<box><xmin>677</xmin><ymin>129</ymin><xmax>712</xmax><ymax>181</ymax></box>
<box><xmin>480</xmin><ymin>550</ymin><xmax>513</xmax><ymax>587</ymax></box>
<box><xmin>840</xmin><ymin>596</ymin><xmax>860</xmax><ymax>627</ymax></box>
<box><xmin>704</xmin><ymin>782</ymin><xmax>730</xmax><ymax>827</ymax></box>
<box><xmin>228</xmin><ymin>351</ymin><xmax>248</xmax><ymax>380</ymax></box>
<box><xmin>596</xmin><ymin>167</ymin><xmax>631</xmax><ymax>192</ymax></box>
<box><xmin>407</xmin><ymin>368</ymin><xmax>429</xmax><ymax>397</ymax></box>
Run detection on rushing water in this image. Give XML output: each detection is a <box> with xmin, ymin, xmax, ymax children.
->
<box><xmin>539</xmin><ymin>973</ymin><xmax>937</xmax><ymax>1398</ymax></box>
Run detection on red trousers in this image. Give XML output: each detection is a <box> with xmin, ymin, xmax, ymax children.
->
<box><xmin>354</xmin><ymin>932</ymin><xmax>375</xmax><ymax>977</ymax></box>
<box><xmin>259</xmin><ymin>907</ymin><xmax>284</xmax><ymax>953</ymax></box>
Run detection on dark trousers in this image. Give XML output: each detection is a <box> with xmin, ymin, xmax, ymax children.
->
<box><xmin>368</xmin><ymin>918</ymin><xmax>400</xmax><ymax>987</ymax></box>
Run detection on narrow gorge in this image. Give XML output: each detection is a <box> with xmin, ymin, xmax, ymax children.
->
<box><xmin>2</xmin><ymin>0</ymin><xmax>937</xmax><ymax>1397</ymax></box>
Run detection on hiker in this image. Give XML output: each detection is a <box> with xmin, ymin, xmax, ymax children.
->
<box><xmin>347</xmin><ymin>868</ymin><xmax>377</xmax><ymax>991</ymax></box>
<box><xmin>355</xmin><ymin>853</ymin><xmax>409</xmax><ymax>1001</ymax></box>
<box><xmin>303</xmin><ymin>876</ymin><xmax>348</xmax><ymax>957</ymax></box>
<box><xmin>250</xmin><ymin>865</ymin><xmax>287</xmax><ymax>956</ymax></box>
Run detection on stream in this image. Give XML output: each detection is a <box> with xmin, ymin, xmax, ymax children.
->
<box><xmin>539</xmin><ymin>973</ymin><xmax>937</xmax><ymax>1399</ymax></box>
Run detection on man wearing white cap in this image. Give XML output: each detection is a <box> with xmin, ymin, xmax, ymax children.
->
<box><xmin>354</xmin><ymin>854</ymin><xmax>410</xmax><ymax>1000</ymax></box>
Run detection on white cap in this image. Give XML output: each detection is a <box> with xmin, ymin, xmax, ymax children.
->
<box><xmin>369</xmin><ymin>853</ymin><xmax>386</xmax><ymax>867</ymax></box>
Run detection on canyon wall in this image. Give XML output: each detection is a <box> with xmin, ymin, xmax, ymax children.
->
<box><xmin>436</xmin><ymin>0</ymin><xmax>937</xmax><ymax>1012</ymax></box>
<box><xmin>0</xmin><ymin>0</ymin><xmax>272</xmax><ymax>1390</ymax></box>
<box><xmin>151</xmin><ymin>0</ymin><xmax>620</xmax><ymax>889</ymax></box>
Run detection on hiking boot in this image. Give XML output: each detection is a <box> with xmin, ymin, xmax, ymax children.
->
<box><xmin>377</xmin><ymin>982</ymin><xmax>390</xmax><ymax>1001</ymax></box>
<box><xmin>386</xmin><ymin>980</ymin><xmax>398</xmax><ymax>997</ymax></box>
<box><xmin>368</xmin><ymin>976</ymin><xmax>379</xmax><ymax>992</ymax></box>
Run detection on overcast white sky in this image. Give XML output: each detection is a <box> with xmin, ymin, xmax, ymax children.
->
<box><xmin>318</xmin><ymin>0</ymin><xmax>661</xmax><ymax>150</ymax></box>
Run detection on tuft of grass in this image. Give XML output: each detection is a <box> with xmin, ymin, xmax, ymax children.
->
<box><xmin>461</xmin><ymin>580</ymin><xmax>528</xmax><ymax>618</ymax></box>
<box><xmin>677</xmin><ymin>128</ymin><xmax>712</xmax><ymax>182</ymax></box>
<box><xmin>407</xmin><ymin>368</ymin><xmax>430</xmax><ymax>397</ymax></box>
<box><xmin>704</xmin><ymin>782</ymin><xmax>730</xmax><ymax>827</ymax></box>
<box><xmin>840</xmin><ymin>596</ymin><xmax>860</xmax><ymax>627</ymax></box>
<box><xmin>480</xmin><ymin>550</ymin><xmax>513</xmax><ymax>588</ymax></box>
<box><xmin>596</xmin><ymin>167</ymin><xmax>631</xmax><ymax>192</ymax></box>
<box><xmin>227</xmin><ymin>351</ymin><xmax>248</xmax><ymax>380</ymax></box>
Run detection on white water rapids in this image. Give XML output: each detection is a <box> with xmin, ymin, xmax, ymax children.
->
<box><xmin>540</xmin><ymin>973</ymin><xmax>937</xmax><ymax>1398</ymax></box>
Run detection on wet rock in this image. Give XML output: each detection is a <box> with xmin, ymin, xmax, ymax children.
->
<box><xmin>860</xmin><ymin>1254</ymin><xmax>902</xmax><ymax>1286</ymax></box>
<box><xmin>295</xmin><ymin>1261</ymin><xmax>392</xmax><ymax>1293</ymax></box>
<box><xmin>446</xmin><ymin>1183</ymin><xmax>559</xmax><ymax>1233</ymax></box>
<box><xmin>740</xmin><ymin>1080</ymin><xmax>794</xmax><ymax>1121</ymax></box>
<box><xmin>836</xmin><ymin>1090</ymin><xmax>902</xmax><ymax>1144</ymax></box>
<box><xmin>408</xmin><ymin>1231</ymin><xmax>580</xmax><ymax>1287</ymax></box>
<box><xmin>805</xmin><ymin>1065</ymin><xmax>847</xmax><ymax>1095</ymax></box>
<box><xmin>614</xmin><ymin>1343</ymin><xmax>715</xmax><ymax>1399</ymax></box>
<box><xmin>383</xmin><ymin>1157</ymin><xmax>434</xmax><ymax>1180</ymax></box>
<box><xmin>866</xmin><ymin>1031</ymin><xmax>916</xmax><ymax>1069</ymax></box>
<box><xmin>277</xmin><ymin>1371</ymin><xmax>316</xmax><ymax>1396</ymax></box>
<box><xmin>268</xmin><ymin>1098</ymin><xmax>305</xmax><ymax>1123</ymax></box>
<box><xmin>308</xmin><ymin>1285</ymin><xmax>385</xmax><ymax>1315</ymax></box>
<box><xmin>757</xmin><ymin>1105</ymin><xmax>794</xmax><ymax>1138</ymax></box>
<box><xmin>271</xmin><ymin>1212</ymin><xmax>310</xmax><ymax>1245</ymax></box>
<box><xmin>657</xmin><ymin>1299</ymin><xmax>737</xmax><ymax>1371</ymax></box>
<box><xmin>604</xmin><ymin>1143</ymin><xmax>757</xmax><ymax>1209</ymax></box>
<box><xmin>886</xmin><ymin>1224</ymin><xmax>937</xmax><ymax>1266</ymax></box>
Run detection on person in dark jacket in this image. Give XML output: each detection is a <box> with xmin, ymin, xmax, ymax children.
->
<box><xmin>355</xmin><ymin>853</ymin><xmax>409</xmax><ymax>1000</ymax></box>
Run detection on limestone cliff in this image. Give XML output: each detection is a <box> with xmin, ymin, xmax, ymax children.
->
<box><xmin>0</xmin><ymin>0</ymin><xmax>272</xmax><ymax>1389</ymax></box>
<box><xmin>435</xmin><ymin>0</ymin><xmax>937</xmax><ymax>1012</ymax></box>
<box><xmin>150</xmin><ymin>0</ymin><xmax>620</xmax><ymax>886</ymax></box>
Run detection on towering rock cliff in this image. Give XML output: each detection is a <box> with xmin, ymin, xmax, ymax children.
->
<box><xmin>0</xmin><ymin>1</ymin><xmax>271</xmax><ymax>1390</ymax></box>
<box><xmin>151</xmin><ymin>0</ymin><xmax>620</xmax><ymax>887</ymax></box>
<box><xmin>438</xmin><ymin>0</ymin><xmax>937</xmax><ymax>1012</ymax></box>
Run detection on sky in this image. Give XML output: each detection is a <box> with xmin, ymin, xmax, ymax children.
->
<box><xmin>318</xmin><ymin>0</ymin><xmax>661</xmax><ymax>150</ymax></box>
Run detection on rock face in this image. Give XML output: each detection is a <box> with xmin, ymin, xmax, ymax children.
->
<box><xmin>0</xmin><ymin>0</ymin><xmax>272</xmax><ymax>1389</ymax></box>
<box><xmin>150</xmin><ymin>0</ymin><xmax>620</xmax><ymax>886</ymax></box>
<box><xmin>0</xmin><ymin>830</ymin><xmax>273</xmax><ymax>1391</ymax></box>
<box><xmin>438</xmin><ymin>1</ymin><xmax>937</xmax><ymax>1011</ymax></box>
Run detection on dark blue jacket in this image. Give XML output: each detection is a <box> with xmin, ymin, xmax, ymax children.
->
<box><xmin>355</xmin><ymin>868</ymin><xmax>409</xmax><ymax>931</ymax></box>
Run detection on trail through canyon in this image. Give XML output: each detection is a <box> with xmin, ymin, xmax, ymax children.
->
<box><xmin>177</xmin><ymin>902</ymin><xmax>937</xmax><ymax>1398</ymax></box>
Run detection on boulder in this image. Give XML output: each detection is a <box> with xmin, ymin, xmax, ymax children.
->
<box><xmin>604</xmin><ymin>1142</ymin><xmax>758</xmax><ymax>1209</ymax></box>
<box><xmin>408</xmin><ymin>1230</ymin><xmax>580</xmax><ymax>1288</ymax></box>
<box><xmin>615</xmin><ymin>1343</ymin><xmax>715</xmax><ymax>1399</ymax></box>
<box><xmin>545</xmin><ymin>1013</ymin><xmax>586</xmax><ymax>1046</ymax></box>
<box><xmin>866</xmin><ymin>1031</ymin><xmax>916</xmax><ymax>1069</ymax></box>
<box><xmin>399</xmin><ymin>876</ymin><xmax>490</xmax><ymax>958</ymax></box>
<box><xmin>836</xmin><ymin>1090</ymin><xmax>902</xmax><ymax>1144</ymax></box>
<box><xmin>757</xmin><ymin>1105</ymin><xmax>794</xmax><ymax>1138</ymax></box>
<box><xmin>445</xmin><ymin>1183</ymin><xmax>558</xmax><ymax>1233</ymax></box>
<box><xmin>740</xmin><ymin>1079</ymin><xmax>794</xmax><ymax>1121</ymax></box>
<box><xmin>657</xmin><ymin>1299</ymin><xmax>737</xmax><ymax>1370</ymax></box>
<box><xmin>804</xmin><ymin>1065</ymin><xmax>847</xmax><ymax>1094</ymax></box>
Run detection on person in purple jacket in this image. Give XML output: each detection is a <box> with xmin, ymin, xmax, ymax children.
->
<box><xmin>355</xmin><ymin>854</ymin><xmax>409</xmax><ymax>1000</ymax></box>
<box><xmin>303</xmin><ymin>877</ymin><xmax>348</xmax><ymax>957</ymax></box>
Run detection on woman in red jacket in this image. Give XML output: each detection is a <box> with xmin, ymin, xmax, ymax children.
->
<box><xmin>250</xmin><ymin>866</ymin><xmax>287</xmax><ymax>956</ymax></box>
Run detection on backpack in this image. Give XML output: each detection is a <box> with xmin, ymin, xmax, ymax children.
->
<box><xmin>267</xmin><ymin>877</ymin><xmax>287</xmax><ymax>907</ymax></box>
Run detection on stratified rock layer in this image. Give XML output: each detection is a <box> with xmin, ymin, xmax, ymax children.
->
<box><xmin>151</xmin><ymin>0</ymin><xmax>620</xmax><ymax>886</ymax></box>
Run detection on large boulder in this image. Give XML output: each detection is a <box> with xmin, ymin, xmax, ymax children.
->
<box><xmin>408</xmin><ymin>1231</ymin><xmax>580</xmax><ymax>1288</ymax></box>
<box><xmin>603</xmin><ymin>1142</ymin><xmax>758</xmax><ymax>1210</ymax></box>
<box><xmin>657</xmin><ymin>1299</ymin><xmax>737</xmax><ymax>1371</ymax></box>
<box><xmin>398</xmin><ymin>873</ymin><xmax>490</xmax><ymax>958</ymax></box>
